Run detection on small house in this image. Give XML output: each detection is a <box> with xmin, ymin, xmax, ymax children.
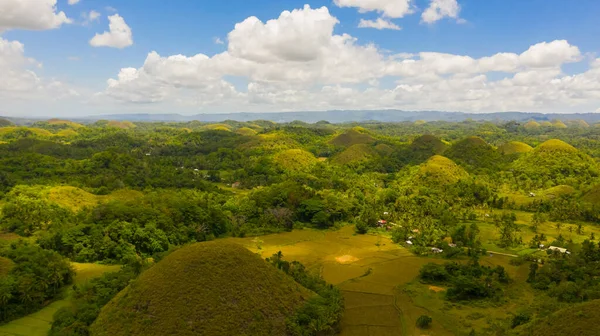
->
<box><xmin>406</xmin><ymin>241</ymin><xmax>413</xmax><ymax>245</ymax></box>
<box><xmin>539</xmin><ymin>244</ymin><xmax>545</xmax><ymax>249</ymax></box>
<box><xmin>548</xmin><ymin>246</ymin><xmax>568</xmax><ymax>254</ymax></box>
<box><xmin>412</xmin><ymin>229</ymin><xmax>420</xmax><ymax>233</ymax></box>
<box><xmin>431</xmin><ymin>247</ymin><xmax>443</xmax><ymax>253</ymax></box>
<box><xmin>377</xmin><ymin>220</ymin><xmax>387</xmax><ymax>226</ymax></box>
<box><xmin>231</xmin><ymin>182</ymin><xmax>241</xmax><ymax>189</ymax></box>
<box><xmin>448</xmin><ymin>243</ymin><xmax>457</xmax><ymax>248</ymax></box>
<box><xmin>383</xmin><ymin>212</ymin><xmax>389</xmax><ymax>215</ymax></box>
<box><xmin>529</xmin><ymin>192</ymin><xmax>536</xmax><ymax>197</ymax></box>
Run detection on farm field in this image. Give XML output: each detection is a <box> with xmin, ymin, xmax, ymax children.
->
<box><xmin>225</xmin><ymin>226</ymin><xmax>526</xmax><ymax>335</ymax></box>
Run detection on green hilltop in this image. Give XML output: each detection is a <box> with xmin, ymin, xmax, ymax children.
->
<box><xmin>329</xmin><ymin>128</ymin><xmax>375</xmax><ymax>147</ymax></box>
<box><xmin>498</xmin><ymin>141</ymin><xmax>533</xmax><ymax>155</ymax></box>
<box><xmin>445</xmin><ymin>136</ymin><xmax>500</xmax><ymax>171</ymax></box>
<box><xmin>90</xmin><ymin>242</ymin><xmax>313</xmax><ymax>336</ymax></box>
<box><xmin>412</xmin><ymin>155</ymin><xmax>469</xmax><ymax>186</ymax></box>
<box><xmin>517</xmin><ymin>299</ymin><xmax>600</xmax><ymax>336</ymax></box>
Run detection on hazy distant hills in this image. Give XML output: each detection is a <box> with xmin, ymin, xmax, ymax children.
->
<box><xmin>4</xmin><ymin>110</ymin><xmax>600</xmax><ymax>124</ymax></box>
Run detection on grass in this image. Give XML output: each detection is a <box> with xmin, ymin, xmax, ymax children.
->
<box><xmin>91</xmin><ymin>242</ymin><xmax>313</xmax><ymax>336</ymax></box>
<box><xmin>0</xmin><ymin>257</ymin><xmax>14</xmax><ymax>277</ymax></box>
<box><xmin>0</xmin><ymin>263</ymin><xmax>120</xmax><ymax>336</ymax></box>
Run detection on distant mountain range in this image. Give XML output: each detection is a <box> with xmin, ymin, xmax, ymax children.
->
<box><xmin>4</xmin><ymin>110</ymin><xmax>600</xmax><ymax>124</ymax></box>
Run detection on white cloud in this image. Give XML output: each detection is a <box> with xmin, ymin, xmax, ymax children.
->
<box><xmin>333</xmin><ymin>0</ymin><xmax>414</xmax><ymax>18</ymax></box>
<box><xmin>68</xmin><ymin>0</ymin><xmax>80</xmax><ymax>5</ymax></box>
<box><xmin>519</xmin><ymin>40</ymin><xmax>581</xmax><ymax>68</ymax></box>
<box><xmin>0</xmin><ymin>0</ymin><xmax>71</xmax><ymax>32</ymax></box>
<box><xmin>214</xmin><ymin>37</ymin><xmax>224</xmax><ymax>45</ymax></box>
<box><xmin>89</xmin><ymin>14</ymin><xmax>133</xmax><ymax>49</ymax></box>
<box><xmin>81</xmin><ymin>10</ymin><xmax>100</xmax><ymax>25</ymax></box>
<box><xmin>105</xmin><ymin>6</ymin><xmax>117</xmax><ymax>13</ymax></box>
<box><xmin>0</xmin><ymin>37</ymin><xmax>77</xmax><ymax>101</ymax></box>
<box><xmin>358</xmin><ymin>18</ymin><xmax>401</xmax><ymax>30</ymax></box>
<box><xmin>96</xmin><ymin>5</ymin><xmax>600</xmax><ymax>114</ymax></box>
<box><xmin>422</xmin><ymin>0</ymin><xmax>461</xmax><ymax>24</ymax></box>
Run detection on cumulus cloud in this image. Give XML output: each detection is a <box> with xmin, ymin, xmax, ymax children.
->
<box><xmin>0</xmin><ymin>37</ymin><xmax>77</xmax><ymax>100</ymax></box>
<box><xmin>333</xmin><ymin>0</ymin><xmax>414</xmax><ymax>18</ymax></box>
<box><xmin>214</xmin><ymin>37</ymin><xmax>224</xmax><ymax>45</ymax></box>
<box><xmin>358</xmin><ymin>18</ymin><xmax>401</xmax><ymax>30</ymax></box>
<box><xmin>422</xmin><ymin>0</ymin><xmax>461</xmax><ymax>24</ymax></box>
<box><xmin>97</xmin><ymin>5</ymin><xmax>600</xmax><ymax>114</ymax></box>
<box><xmin>68</xmin><ymin>0</ymin><xmax>80</xmax><ymax>4</ymax></box>
<box><xmin>0</xmin><ymin>0</ymin><xmax>71</xmax><ymax>32</ymax></box>
<box><xmin>89</xmin><ymin>14</ymin><xmax>133</xmax><ymax>49</ymax></box>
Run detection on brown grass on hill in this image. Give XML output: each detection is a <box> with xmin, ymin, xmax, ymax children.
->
<box><xmin>91</xmin><ymin>241</ymin><xmax>313</xmax><ymax>336</ymax></box>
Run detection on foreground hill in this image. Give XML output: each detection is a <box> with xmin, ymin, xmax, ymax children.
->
<box><xmin>518</xmin><ymin>299</ymin><xmax>600</xmax><ymax>336</ymax></box>
<box><xmin>512</xmin><ymin>139</ymin><xmax>599</xmax><ymax>187</ymax></box>
<box><xmin>90</xmin><ymin>242</ymin><xmax>313</xmax><ymax>336</ymax></box>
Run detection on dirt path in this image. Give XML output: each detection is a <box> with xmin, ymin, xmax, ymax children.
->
<box><xmin>487</xmin><ymin>251</ymin><xmax>519</xmax><ymax>258</ymax></box>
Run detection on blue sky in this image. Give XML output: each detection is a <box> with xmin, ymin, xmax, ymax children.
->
<box><xmin>1</xmin><ymin>0</ymin><xmax>600</xmax><ymax>116</ymax></box>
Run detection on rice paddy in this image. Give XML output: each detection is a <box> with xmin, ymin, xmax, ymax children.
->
<box><xmin>224</xmin><ymin>225</ymin><xmax>527</xmax><ymax>335</ymax></box>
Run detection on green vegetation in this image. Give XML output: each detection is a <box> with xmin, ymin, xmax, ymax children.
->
<box><xmin>0</xmin><ymin>242</ymin><xmax>74</xmax><ymax>324</ymax></box>
<box><xmin>1</xmin><ymin>118</ymin><xmax>600</xmax><ymax>335</ymax></box>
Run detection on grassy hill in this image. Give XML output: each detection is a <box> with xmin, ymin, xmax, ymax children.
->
<box><xmin>90</xmin><ymin>242</ymin><xmax>313</xmax><ymax>336</ymax></box>
<box><xmin>552</xmin><ymin>120</ymin><xmax>568</xmax><ymax>128</ymax></box>
<box><xmin>498</xmin><ymin>141</ymin><xmax>533</xmax><ymax>155</ymax></box>
<box><xmin>235</xmin><ymin>127</ymin><xmax>258</xmax><ymax>136</ymax></box>
<box><xmin>329</xmin><ymin>128</ymin><xmax>375</xmax><ymax>147</ymax></box>
<box><xmin>405</xmin><ymin>134</ymin><xmax>448</xmax><ymax>163</ymax></box>
<box><xmin>412</xmin><ymin>155</ymin><xmax>469</xmax><ymax>186</ymax></box>
<box><xmin>517</xmin><ymin>299</ymin><xmax>600</xmax><ymax>336</ymax></box>
<box><xmin>273</xmin><ymin>149</ymin><xmax>318</xmax><ymax>172</ymax></box>
<box><xmin>512</xmin><ymin>139</ymin><xmax>599</xmax><ymax>187</ymax></box>
<box><xmin>445</xmin><ymin>136</ymin><xmax>500</xmax><ymax>171</ymax></box>
<box><xmin>331</xmin><ymin>143</ymin><xmax>378</xmax><ymax>165</ymax></box>
<box><xmin>524</xmin><ymin>121</ymin><xmax>541</xmax><ymax>129</ymax></box>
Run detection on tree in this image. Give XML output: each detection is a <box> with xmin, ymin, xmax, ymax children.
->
<box><xmin>416</xmin><ymin>315</ymin><xmax>432</xmax><ymax>329</ymax></box>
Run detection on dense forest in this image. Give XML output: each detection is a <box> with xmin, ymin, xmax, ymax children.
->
<box><xmin>2</xmin><ymin>117</ymin><xmax>600</xmax><ymax>335</ymax></box>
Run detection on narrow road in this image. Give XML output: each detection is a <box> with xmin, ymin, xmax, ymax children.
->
<box><xmin>487</xmin><ymin>251</ymin><xmax>518</xmax><ymax>258</ymax></box>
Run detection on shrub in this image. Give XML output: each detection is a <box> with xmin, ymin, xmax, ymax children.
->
<box><xmin>416</xmin><ymin>315</ymin><xmax>432</xmax><ymax>329</ymax></box>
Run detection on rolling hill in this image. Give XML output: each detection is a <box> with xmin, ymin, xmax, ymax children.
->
<box><xmin>512</xmin><ymin>139</ymin><xmax>599</xmax><ymax>187</ymax></box>
<box><xmin>329</xmin><ymin>128</ymin><xmax>375</xmax><ymax>147</ymax></box>
<box><xmin>498</xmin><ymin>141</ymin><xmax>533</xmax><ymax>155</ymax></box>
<box><xmin>412</xmin><ymin>155</ymin><xmax>469</xmax><ymax>186</ymax></box>
<box><xmin>445</xmin><ymin>136</ymin><xmax>500</xmax><ymax>170</ymax></box>
<box><xmin>90</xmin><ymin>242</ymin><xmax>313</xmax><ymax>336</ymax></box>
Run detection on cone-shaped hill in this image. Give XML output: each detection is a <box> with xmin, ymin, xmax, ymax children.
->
<box><xmin>329</xmin><ymin>128</ymin><xmax>375</xmax><ymax>147</ymax></box>
<box><xmin>524</xmin><ymin>121</ymin><xmax>541</xmax><ymax>129</ymax></box>
<box><xmin>444</xmin><ymin>136</ymin><xmax>501</xmax><ymax>171</ymax></box>
<box><xmin>512</xmin><ymin>139</ymin><xmax>599</xmax><ymax>186</ymax></box>
<box><xmin>90</xmin><ymin>242</ymin><xmax>313</xmax><ymax>336</ymax></box>
<box><xmin>405</xmin><ymin>135</ymin><xmax>448</xmax><ymax>163</ymax></box>
<box><xmin>411</xmin><ymin>155</ymin><xmax>469</xmax><ymax>187</ymax></box>
<box><xmin>552</xmin><ymin>120</ymin><xmax>568</xmax><ymax>129</ymax></box>
<box><xmin>274</xmin><ymin>149</ymin><xmax>318</xmax><ymax>172</ymax></box>
<box><xmin>498</xmin><ymin>141</ymin><xmax>533</xmax><ymax>155</ymax></box>
<box><xmin>331</xmin><ymin>143</ymin><xmax>378</xmax><ymax>165</ymax></box>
